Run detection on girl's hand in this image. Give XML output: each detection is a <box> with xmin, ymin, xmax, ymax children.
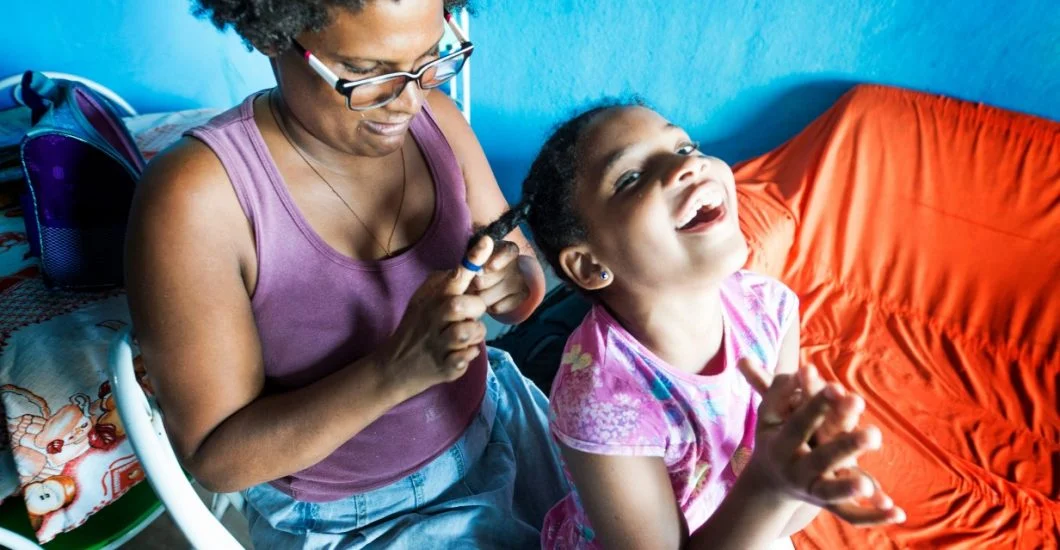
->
<box><xmin>468</xmin><ymin>239</ymin><xmax>531</xmax><ymax>317</ymax></box>
<box><xmin>739</xmin><ymin>359</ymin><xmax>906</xmax><ymax>526</ymax></box>
<box><xmin>790</xmin><ymin>365</ymin><xmax>862</xmax><ymax>448</ymax></box>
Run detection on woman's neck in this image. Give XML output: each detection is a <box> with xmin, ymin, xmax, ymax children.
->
<box><xmin>605</xmin><ymin>283</ymin><xmax>726</xmax><ymax>375</ymax></box>
<box><xmin>267</xmin><ymin>89</ymin><xmax>392</xmax><ymax>179</ymax></box>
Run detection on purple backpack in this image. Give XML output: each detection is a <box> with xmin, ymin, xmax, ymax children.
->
<box><xmin>19</xmin><ymin>71</ymin><xmax>144</xmax><ymax>289</ymax></box>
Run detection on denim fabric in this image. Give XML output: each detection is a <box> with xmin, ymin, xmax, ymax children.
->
<box><xmin>244</xmin><ymin>348</ymin><xmax>569</xmax><ymax>549</ymax></box>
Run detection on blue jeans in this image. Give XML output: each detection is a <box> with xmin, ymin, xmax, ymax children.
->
<box><xmin>243</xmin><ymin>348</ymin><xmax>569</xmax><ymax>549</ymax></box>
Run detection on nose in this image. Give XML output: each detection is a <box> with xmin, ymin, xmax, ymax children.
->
<box><xmin>385</xmin><ymin>79</ymin><xmax>425</xmax><ymax>117</ymax></box>
<box><xmin>663</xmin><ymin>154</ymin><xmax>709</xmax><ymax>189</ymax></box>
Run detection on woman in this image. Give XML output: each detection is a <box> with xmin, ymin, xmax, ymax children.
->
<box><xmin>125</xmin><ymin>0</ymin><xmax>567</xmax><ymax>547</ymax></box>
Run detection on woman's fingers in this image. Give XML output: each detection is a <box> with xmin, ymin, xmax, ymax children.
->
<box><xmin>439</xmin><ymin>320</ymin><xmax>487</xmax><ymax>350</ymax></box>
<box><xmin>438</xmin><ymin>294</ymin><xmax>487</xmax><ymax>323</ymax></box>
<box><xmin>446</xmin><ymin>236</ymin><xmax>494</xmax><ymax>296</ymax></box>
<box><xmin>469</xmin><ymin>240</ymin><xmax>520</xmax><ymax>291</ymax></box>
<box><xmin>441</xmin><ymin>346</ymin><xmax>482</xmax><ymax>378</ymax></box>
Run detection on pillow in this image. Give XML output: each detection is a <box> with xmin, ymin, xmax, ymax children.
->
<box><xmin>1</xmin><ymin>288</ymin><xmax>150</xmax><ymax>542</ymax></box>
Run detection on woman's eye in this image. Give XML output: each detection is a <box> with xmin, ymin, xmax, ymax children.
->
<box><xmin>615</xmin><ymin>171</ymin><xmax>642</xmax><ymax>191</ymax></box>
<box><xmin>344</xmin><ymin>64</ymin><xmax>378</xmax><ymax>76</ymax></box>
<box><xmin>677</xmin><ymin>141</ymin><xmax>700</xmax><ymax>155</ymax></box>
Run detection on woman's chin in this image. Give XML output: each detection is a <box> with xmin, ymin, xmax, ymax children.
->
<box><xmin>353</xmin><ymin>125</ymin><xmax>409</xmax><ymax>157</ymax></box>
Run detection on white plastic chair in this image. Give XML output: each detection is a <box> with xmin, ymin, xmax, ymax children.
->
<box><xmin>107</xmin><ymin>328</ymin><xmax>244</xmax><ymax>550</ymax></box>
<box><xmin>0</xmin><ymin>529</ymin><xmax>45</xmax><ymax>550</ymax></box>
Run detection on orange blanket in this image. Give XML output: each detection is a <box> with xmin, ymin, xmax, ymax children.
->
<box><xmin>735</xmin><ymin>85</ymin><xmax>1059</xmax><ymax>548</ymax></box>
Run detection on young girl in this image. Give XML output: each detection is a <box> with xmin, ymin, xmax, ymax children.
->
<box><xmin>477</xmin><ymin>102</ymin><xmax>904</xmax><ymax>549</ymax></box>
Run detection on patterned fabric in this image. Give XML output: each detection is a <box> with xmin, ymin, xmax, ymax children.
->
<box><xmin>1</xmin><ymin>290</ymin><xmax>150</xmax><ymax>543</ymax></box>
<box><xmin>0</xmin><ymin>109</ymin><xmax>208</xmax><ymax>542</ymax></box>
<box><xmin>542</xmin><ymin>270</ymin><xmax>797</xmax><ymax>549</ymax></box>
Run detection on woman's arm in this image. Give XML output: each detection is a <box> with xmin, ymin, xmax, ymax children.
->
<box><xmin>425</xmin><ymin>91</ymin><xmax>546</xmax><ymax>325</ymax></box>
<box><xmin>126</xmin><ymin>141</ymin><xmax>439</xmax><ymax>493</ymax></box>
<box><xmin>561</xmin><ymin>445</ymin><xmax>798</xmax><ymax>550</ymax></box>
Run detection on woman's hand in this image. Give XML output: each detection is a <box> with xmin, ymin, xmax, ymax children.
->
<box><xmin>467</xmin><ymin>239</ymin><xmax>532</xmax><ymax>318</ymax></box>
<box><xmin>739</xmin><ymin>360</ymin><xmax>906</xmax><ymax>526</ymax></box>
<box><xmin>375</xmin><ymin>237</ymin><xmax>495</xmax><ymax>400</ymax></box>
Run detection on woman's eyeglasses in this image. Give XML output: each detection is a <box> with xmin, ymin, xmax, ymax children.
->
<box><xmin>293</xmin><ymin>11</ymin><xmax>473</xmax><ymax>112</ymax></box>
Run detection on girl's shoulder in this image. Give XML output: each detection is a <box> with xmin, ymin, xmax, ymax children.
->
<box><xmin>557</xmin><ymin>304</ymin><xmax>662</xmax><ymax>384</ymax></box>
<box><xmin>549</xmin><ymin>306</ymin><xmax>672</xmax><ymax>456</ymax></box>
<box><xmin>723</xmin><ymin>270</ymin><xmax>798</xmax><ymax>328</ymax></box>
<box><xmin>721</xmin><ymin>271</ymin><xmax>799</xmax><ymax>369</ymax></box>
<box><xmin>725</xmin><ymin>270</ymin><xmax>795</xmax><ymax>303</ymax></box>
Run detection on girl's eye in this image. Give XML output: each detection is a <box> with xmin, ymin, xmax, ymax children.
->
<box><xmin>677</xmin><ymin>141</ymin><xmax>700</xmax><ymax>156</ymax></box>
<box><xmin>615</xmin><ymin>171</ymin><xmax>642</xmax><ymax>192</ymax></box>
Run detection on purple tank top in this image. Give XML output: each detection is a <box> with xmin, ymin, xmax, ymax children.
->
<box><xmin>186</xmin><ymin>93</ymin><xmax>486</xmax><ymax>501</ymax></box>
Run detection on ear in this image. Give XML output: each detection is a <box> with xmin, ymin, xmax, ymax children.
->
<box><xmin>559</xmin><ymin>245</ymin><xmax>612</xmax><ymax>291</ymax></box>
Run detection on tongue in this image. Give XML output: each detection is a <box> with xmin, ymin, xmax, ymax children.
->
<box><xmin>679</xmin><ymin>205</ymin><xmax>723</xmax><ymax>231</ymax></box>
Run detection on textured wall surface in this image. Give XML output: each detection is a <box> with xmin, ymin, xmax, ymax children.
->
<box><xmin>4</xmin><ymin>0</ymin><xmax>1058</xmax><ymax>196</ymax></box>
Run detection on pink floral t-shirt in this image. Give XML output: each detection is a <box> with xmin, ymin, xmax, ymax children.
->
<box><xmin>541</xmin><ymin>271</ymin><xmax>798</xmax><ymax>549</ymax></box>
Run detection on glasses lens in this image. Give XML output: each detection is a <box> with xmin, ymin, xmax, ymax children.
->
<box><xmin>345</xmin><ymin>76</ymin><xmax>407</xmax><ymax>110</ymax></box>
<box><xmin>420</xmin><ymin>52</ymin><xmax>469</xmax><ymax>89</ymax></box>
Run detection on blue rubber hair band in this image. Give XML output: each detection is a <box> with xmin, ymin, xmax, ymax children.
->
<box><xmin>461</xmin><ymin>257</ymin><xmax>483</xmax><ymax>272</ymax></box>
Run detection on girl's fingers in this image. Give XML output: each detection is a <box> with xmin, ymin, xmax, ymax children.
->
<box><xmin>808</xmin><ymin>475</ymin><xmax>873</xmax><ymax>503</ymax></box>
<box><xmin>774</xmin><ymin>385</ymin><xmax>840</xmax><ymax>452</ymax></box>
<box><xmin>800</xmin><ymin>426</ymin><xmax>881</xmax><ymax>481</ymax></box>
<box><xmin>826</xmin><ymin>501</ymin><xmax>907</xmax><ymax>526</ymax></box>
<box><xmin>738</xmin><ymin>358</ymin><xmax>772</xmax><ymax>396</ymax></box>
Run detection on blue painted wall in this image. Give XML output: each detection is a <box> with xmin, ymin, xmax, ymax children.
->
<box><xmin>1</xmin><ymin>0</ymin><xmax>273</xmax><ymax>113</ymax></box>
<box><xmin>4</xmin><ymin>0</ymin><xmax>1059</xmax><ymax>198</ymax></box>
<box><xmin>473</xmin><ymin>0</ymin><xmax>1060</xmax><ymax>197</ymax></box>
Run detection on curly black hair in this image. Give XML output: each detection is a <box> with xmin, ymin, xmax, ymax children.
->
<box><xmin>193</xmin><ymin>0</ymin><xmax>472</xmax><ymax>53</ymax></box>
<box><xmin>475</xmin><ymin>98</ymin><xmax>646</xmax><ymax>287</ymax></box>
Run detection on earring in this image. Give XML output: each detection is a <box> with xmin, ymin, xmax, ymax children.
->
<box><xmin>600</xmin><ymin>271</ymin><xmax>609</xmax><ymax>280</ymax></box>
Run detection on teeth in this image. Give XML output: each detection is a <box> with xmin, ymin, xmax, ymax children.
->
<box><xmin>675</xmin><ymin>187</ymin><xmax>724</xmax><ymax>229</ymax></box>
<box><xmin>702</xmin><ymin>188</ymin><xmax>724</xmax><ymax>209</ymax></box>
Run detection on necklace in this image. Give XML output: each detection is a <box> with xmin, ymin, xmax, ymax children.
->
<box><xmin>268</xmin><ymin>90</ymin><xmax>407</xmax><ymax>258</ymax></box>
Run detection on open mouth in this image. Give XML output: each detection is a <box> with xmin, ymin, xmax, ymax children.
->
<box><xmin>675</xmin><ymin>186</ymin><xmax>727</xmax><ymax>233</ymax></box>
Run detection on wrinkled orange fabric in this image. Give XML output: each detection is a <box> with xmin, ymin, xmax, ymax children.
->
<box><xmin>735</xmin><ymin>84</ymin><xmax>1059</xmax><ymax>549</ymax></box>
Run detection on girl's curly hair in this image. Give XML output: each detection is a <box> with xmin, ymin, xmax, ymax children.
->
<box><xmin>473</xmin><ymin>98</ymin><xmax>647</xmax><ymax>288</ymax></box>
<box><xmin>193</xmin><ymin>0</ymin><xmax>472</xmax><ymax>53</ymax></box>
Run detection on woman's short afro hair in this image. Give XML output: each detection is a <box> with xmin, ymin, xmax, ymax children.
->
<box><xmin>193</xmin><ymin>0</ymin><xmax>472</xmax><ymax>53</ymax></box>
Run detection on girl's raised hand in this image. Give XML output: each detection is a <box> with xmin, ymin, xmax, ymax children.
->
<box><xmin>739</xmin><ymin>359</ymin><xmax>906</xmax><ymax>526</ymax></box>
